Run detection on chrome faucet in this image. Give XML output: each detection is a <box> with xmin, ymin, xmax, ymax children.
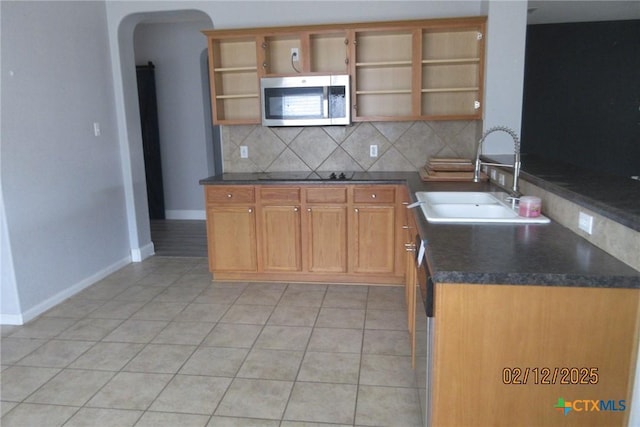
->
<box><xmin>473</xmin><ymin>126</ymin><xmax>521</xmax><ymax>198</ymax></box>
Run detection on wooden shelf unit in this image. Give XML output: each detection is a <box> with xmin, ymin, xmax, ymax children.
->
<box><xmin>207</xmin><ymin>35</ymin><xmax>260</xmax><ymax>124</ymax></box>
<box><xmin>419</xmin><ymin>26</ymin><xmax>484</xmax><ymax>118</ymax></box>
<box><xmin>203</xmin><ymin>16</ymin><xmax>486</xmax><ymax>124</ymax></box>
<box><xmin>352</xmin><ymin>28</ymin><xmax>414</xmax><ymax>120</ymax></box>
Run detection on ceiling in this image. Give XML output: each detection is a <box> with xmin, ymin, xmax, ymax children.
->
<box><xmin>527</xmin><ymin>1</ymin><xmax>640</xmax><ymax>25</ymax></box>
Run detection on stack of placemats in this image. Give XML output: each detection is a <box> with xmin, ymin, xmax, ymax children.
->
<box><xmin>419</xmin><ymin>157</ymin><xmax>487</xmax><ymax>181</ymax></box>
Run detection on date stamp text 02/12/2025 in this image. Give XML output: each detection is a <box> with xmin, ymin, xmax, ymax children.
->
<box><xmin>502</xmin><ymin>367</ymin><xmax>599</xmax><ymax>385</ymax></box>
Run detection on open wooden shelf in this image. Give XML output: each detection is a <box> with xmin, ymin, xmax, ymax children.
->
<box><xmin>203</xmin><ymin>17</ymin><xmax>486</xmax><ymax>124</ymax></box>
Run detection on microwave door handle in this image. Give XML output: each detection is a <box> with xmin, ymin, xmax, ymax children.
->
<box><xmin>322</xmin><ymin>86</ymin><xmax>329</xmax><ymax>118</ymax></box>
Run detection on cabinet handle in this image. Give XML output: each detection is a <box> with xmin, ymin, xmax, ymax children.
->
<box><xmin>402</xmin><ymin>225</ymin><xmax>411</xmax><ymax>229</ymax></box>
<box><xmin>307</xmin><ymin>208</ymin><xmax>312</xmax><ymax>212</ymax></box>
<box><xmin>344</xmin><ymin>38</ymin><xmax>349</xmax><ymax>45</ymax></box>
<box><xmin>227</xmin><ymin>194</ymin><xmax>232</xmax><ymax>198</ymax></box>
<box><xmin>294</xmin><ymin>207</ymin><xmax>299</xmax><ymax>212</ymax></box>
<box><xmin>263</xmin><ymin>62</ymin><xmax>268</xmax><ymax>68</ymax></box>
<box><xmin>371</xmin><ymin>194</ymin><xmax>376</xmax><ymax>199</ymax></box>
<box><xmin>262</xmin><ymin>42</ymin><xmax>267</xmax><ymax>49</ymax></box>
<box><xmin>406</xmin><ymin>246</ymin><xmax>416</xmax><ymax>253</ymax></box>
<box><xmin>354</xmin><ymin>208</ymin><xmax>359</xmax><ymax>213</ymax></box>
<box><xmin>402</xmin><ymin>201</ymin><xmax>409</xmax><ymax>205</ymax></box>
<box><xmin>248</xmin><ymin>208</ymin><xmax>253</xmax><ymax>213</ymax></box>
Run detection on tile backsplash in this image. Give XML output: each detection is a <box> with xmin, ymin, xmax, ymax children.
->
<box><xmin>221</xmin><ymin>121</ymin><xmax>481</xmax><ymax>173</ymax></box>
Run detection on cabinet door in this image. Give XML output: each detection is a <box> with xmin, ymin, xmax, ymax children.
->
<box><xmin>206</xmin><ymin>206</ymin><xmax>257</xmax><ymax>272</ymax></box>
<box><xmin>306</xmin><ymin>206</ymin><xmax>348</xmax><ymax>273</ymax></box>
<box><xmin>405</xmin><ymin>242</ymin><xmax>417</xmax><ymax>368</ymax></box>
<box><xmin>351</xmin><ymin>205</ymin><xmax>396</xmax><ymax>273</ymax></box>
<box><xmin>261</xmin><ymin>205</ymin><xmax>302</xmax><ymax>272</ymax></box>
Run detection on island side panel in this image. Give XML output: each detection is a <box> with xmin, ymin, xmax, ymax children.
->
<box><xmin>431</xmin><ymin>283</ymin><xmax>640</xmax><ymax>427</ymax></box>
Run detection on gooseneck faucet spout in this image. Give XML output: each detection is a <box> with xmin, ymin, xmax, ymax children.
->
<box><xmin>473</xmin><ymin>126</ymin><xmax>521</xmax><ymax>197</ymax></box>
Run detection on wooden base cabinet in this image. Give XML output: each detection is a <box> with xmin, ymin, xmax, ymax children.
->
<box><xmin>430</xmin><ymin>284</ymin><xmax>640</xmax><ymax>427</ymax></box>
<box><xmin>204</xmin><ymin>184</ymin><xmax>405</xmax><ymax>285</ymax></box>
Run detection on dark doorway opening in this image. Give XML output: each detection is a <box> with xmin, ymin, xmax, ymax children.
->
<box><xmin>136</xmin><ymin>61</ymin><xmax>166</xmax><ymax>220</ymax></box>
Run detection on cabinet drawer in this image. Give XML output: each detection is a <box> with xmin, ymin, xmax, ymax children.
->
<box><xmin>260</xmin><ymin>187</ymin><xmax>301</xmax><ymax>204</ymax></box>
<box><xmin>353</xmin><ymin>186</ymin><xmax>396</xmax><ymax>204</ymax></box>
<box><xmin>206</xmin><ymin>186</ymin><xmax>255</xmax><ymax>203</ymax></box>
<box><xmin>305</xmin><ymin>187</ymin><xmax>348</xmax><ymax>203</ymax></box>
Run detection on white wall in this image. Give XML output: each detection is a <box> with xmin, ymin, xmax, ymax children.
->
<box><xmin>0</xmin><ymin>0</ymin><xmax>526</xmax><ymax>320</ymax></box>
<box><xmin>104</xmin><ymin>0</ymin><xmax>487</xmax><ymax>254</ymax></box>
<box><xmin>134</xmin><ymin>20</ymin><xmax>212</xmax><ymax>220</ymax></box>
<box><xmin>482</xmin><ymin>0</ymin><xmax>528</xmax><ymax>154</ymax></box>
<box><xmin>1</xmin><ymin>1</ymin><xmax>130</xmax><ymax>323</ymax></box>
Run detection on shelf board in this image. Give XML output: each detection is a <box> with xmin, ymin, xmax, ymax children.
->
<box><xmin>216</xmin><ymin>93</ymin><xmax>260</xmax><ymax>100</ymax></box>
<box><xmin>214</xmin><ymin>66</ymin><xmax>258</xmax><ymax>72</ymax></box>
<box><xmin>421</xmin><ymin>58</ymin><xmax>480</xmax><ymax>65</ymax></box>
<box><xmin>356</xmin><ymin>89</ymin><xmax>412</xmax><ymax>95</ymax></box>
<box><xmin>355</xmin><ymin>60</ymin><xmax>412</xmax><ymax>68</ymax></box>
<box><xmin>421</xmin><ymin>87</ymin><xmax>479</xmax><ymax>93</ymax></box>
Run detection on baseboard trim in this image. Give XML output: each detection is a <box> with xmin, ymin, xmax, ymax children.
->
<box><xmin>0</xmin><ymin>313</ymin><xmax>24</xmax><ymax>326</ymax></box>
<box><xmin>131</xmin><ymin>242</ymin><xmax>155</xmax><ymax>262</ymax></box>
<box><xmin>165</xmin><ymin>210</ymin><xmax>206</xmax><ymax>220</ymax></box>
<box><xmin>7</xmin><ymin>255</ymin><xmax>131</xmax><ymax>325</ymax></box>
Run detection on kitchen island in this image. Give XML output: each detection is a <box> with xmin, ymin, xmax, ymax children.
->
<box><xmin>200</xmin><ymin>170</ymin><xmax>640</xmax><ymax>427</ymax></box>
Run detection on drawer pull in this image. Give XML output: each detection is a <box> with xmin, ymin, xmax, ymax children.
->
<box><xmin>371</xmin><ymin>194</ymin><xmax>376</xmax><ymax>198</ymax></box>
<box><xmin>294</xmin><ymin>207</ymin><xmax>299</xmax><ymax>212</ymax></box>
<box><xmin>354</xmin><ymin>208</ymin><xmax>359</xmax><ymax>213</ymax></box>
<box><xmin>227</xmin><ymin>194</ymin><xmax>232</xmax><ymax>198</ymax></box>
<box><xmin>307</xmin><ymin>208</ymin><xmax>312</xmax><ymax>212</ymax></box>
<box><xmin>248</xmin><ymin>208</ymin><xmax>253</xmax><ymax>213</ymax></box>
<box><xmin>402</xmin><ymin>225</ymin><xmax>410</xmax><ymax>229</ymax></box>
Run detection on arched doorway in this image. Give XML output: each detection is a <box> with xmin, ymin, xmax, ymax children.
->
<box><xmin>115</xmin><ymin>9</ymin><xmax>215</xmax><ymax>260</ymax></box>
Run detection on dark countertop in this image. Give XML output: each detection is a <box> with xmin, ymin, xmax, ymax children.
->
<box><xmin>200</xmin><ymin>171</ymin><xmax>640</xmax><ymax>289</ymax></box>
<box><xmin>487</xmin><ymin>154</ymin><xmax>640</xmax><ymax>231</ymax></box>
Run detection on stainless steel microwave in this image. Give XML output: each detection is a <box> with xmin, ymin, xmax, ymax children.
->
<box><xmin>260</xmin><ymin>75</ymin><xmax>350</xmax><ymax>126</ymax></box>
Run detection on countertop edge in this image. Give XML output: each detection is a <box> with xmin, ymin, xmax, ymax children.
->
<box><xmin>199</xmin><ymin>172</ymin><xmax>640</xmax><ymax>289</ymax></box>
<box><xmin>519</xmin><ymin>170</ymin><xmax>639</xmax><ymax>230</ymax></box>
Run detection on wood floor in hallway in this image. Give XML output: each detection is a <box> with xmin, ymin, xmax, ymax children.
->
<box><xmin>150</xmin><ymin>220</ymin><xmax>207</xmax><ymax>258</ymax></box>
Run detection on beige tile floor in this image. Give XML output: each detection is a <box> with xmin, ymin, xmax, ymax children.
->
<box><xmin>1</xmin><ymin>256</ymin><xmax>422</xmax><ymax>426</ymax></box>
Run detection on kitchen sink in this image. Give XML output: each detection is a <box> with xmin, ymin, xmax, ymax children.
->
<box><xmin>413</xmin><ymin>191</ymin><xmax>551</xmax><ymax>224</ymax></box>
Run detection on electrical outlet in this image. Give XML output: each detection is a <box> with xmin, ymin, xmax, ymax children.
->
<box><xmin>490</xmin><ymin>169</ymin><xmax>497</xmax><ymax>181</ymax></box>
<box><xmin>498</xmin><ymin>173</ymin><xmax>506</xmax><ymax>186</ymax></box>
<box><xmin>578</xmin><ymin>211</ymin><xmax>594</xmax><ymax>234</ymax></box>
<box><xmin>291</xmin><ymin>48</ymin><xmax>300</xmax><ymax>62</ymax></box>
<box><xmin>93</xmin><ymin>122</ymin><xmax>101</xmax><ymax>137</ymax></box>
<box><xmin>240</xmin><ymin>146</ymin><xmax>248</xmax><ymax>159</ymax></box>
<box><xmin>369</xmin><ymin>144</ymin><xmax>378</xmax><ymax>157</ymax></box>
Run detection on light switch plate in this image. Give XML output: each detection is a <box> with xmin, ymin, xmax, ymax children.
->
<box><xmin>240</xmin><ymin>146</ymin><xmax>248</xmax><ymax>158</ymax></box>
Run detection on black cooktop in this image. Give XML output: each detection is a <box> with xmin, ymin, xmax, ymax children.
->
<box><xmin>257</xmin><ymin>171</ymin><xmax>355</xmax><ymax>181</ymax></box>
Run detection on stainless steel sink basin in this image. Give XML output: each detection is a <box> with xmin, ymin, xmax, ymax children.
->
<box><xmin>414</xmin><ymin>191</ymin><xmax>551</xmax><ymax>224</ymax></box>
